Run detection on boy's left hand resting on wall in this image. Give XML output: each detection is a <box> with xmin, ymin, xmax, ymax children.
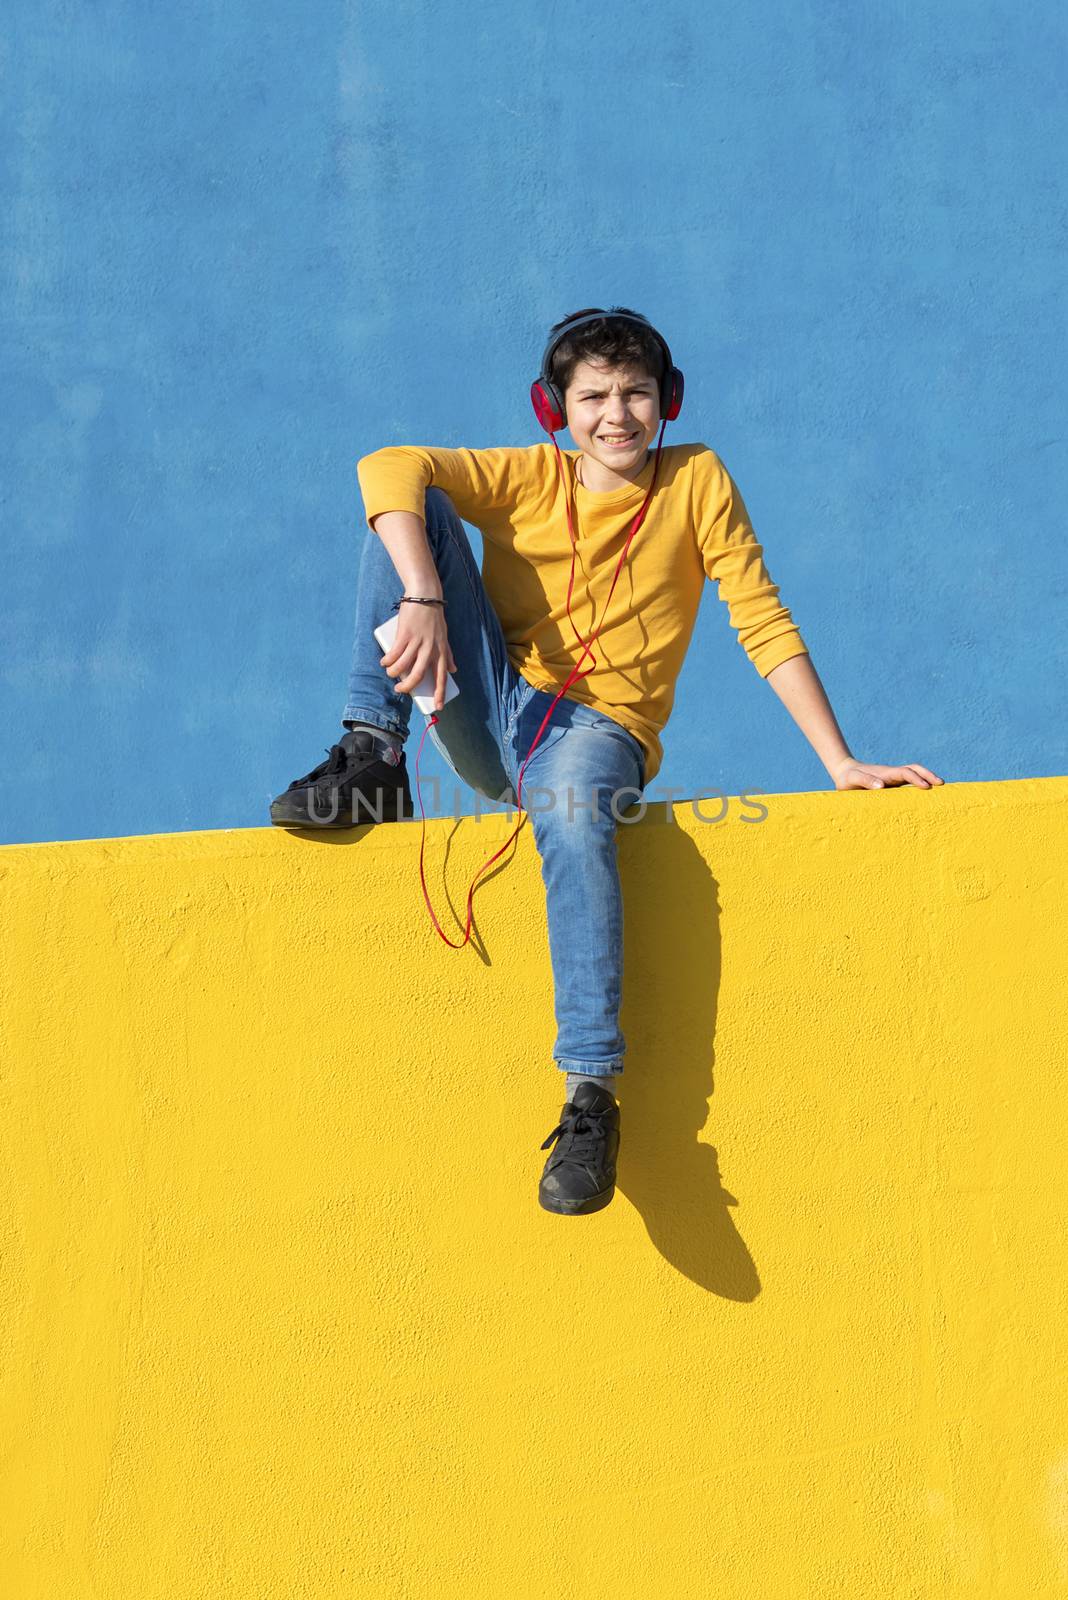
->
<box><xmin>830</xmin><ymin>758</ymin><xmax>945</xmax><ymax>792</ymax></box>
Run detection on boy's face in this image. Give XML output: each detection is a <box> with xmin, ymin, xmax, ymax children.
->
<box><xmin>563</xmin><ymin>358</ymin><xmax>661</xmax><ymax>481</ymax></box>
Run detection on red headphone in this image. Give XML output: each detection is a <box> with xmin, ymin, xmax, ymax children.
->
<box><xmin>414</xmin><ymin>310</ymin><xmax>684</xmax><ymax>947</ymax></box>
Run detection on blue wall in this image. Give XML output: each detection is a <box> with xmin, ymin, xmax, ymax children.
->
<box><xmin>2</xmin><ymin>0</ymin><xmax>1065</xmax><ymax>845</ymax></box>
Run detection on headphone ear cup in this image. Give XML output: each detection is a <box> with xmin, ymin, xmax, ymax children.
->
<box><xmin>663</xmin><ymin>367</ymin><xmax>684</xmax><ymax>422</ymax></box>
<box><xmin>530</xmin><ymin>378</ymin><xmax>567</xmax><ymax>434</ymax></box>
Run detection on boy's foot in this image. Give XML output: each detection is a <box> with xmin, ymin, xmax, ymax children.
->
<box><xmin>269</xmin><ymin>728</ymin><xmax>414</xmax><ymax>828</ymax></box>
<box><xmin>538</xmin><ymin>1081</ymin><xmax>620</xmax><ymax>1215</ymax></box>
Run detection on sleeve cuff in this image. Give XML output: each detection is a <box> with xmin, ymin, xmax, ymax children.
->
<box><xmin>752</xmin><ymin>634</ymin><xmax>810</xmax><ymax>678</ymax></box>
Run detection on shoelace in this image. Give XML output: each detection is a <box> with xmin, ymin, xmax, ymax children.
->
<box><xmin>290</xmin><ymin>738</ymin><xmax>397</xmax><ymax>801</ymax></box>
<box><xmin>289</xmin><ymin>742</ymin><xmax>350</xmax><ymax>790</ymax></box>
<box><xmin>540</xmin><ymin>1106</ymin><xmax>615</xmax><ymax>1160</ymax></box>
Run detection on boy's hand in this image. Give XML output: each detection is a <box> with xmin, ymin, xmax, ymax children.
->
<box><xmin>380</xmin><ymin>604</ymin><xmax>458</xmax><ymax>712</ymax></box>
<box><xmin>831</xmin><ymin>757</ymin><xmax>944</xmax><ymax>792</ymax></box>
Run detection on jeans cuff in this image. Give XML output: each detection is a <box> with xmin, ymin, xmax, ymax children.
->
<box><xmin>341</xmin><ymin>706</ymin><xmax>408</xmax><ymax>740</ymax></box>
<box><xmin>554</xmin><ymin>1056</ymin><xmax>625</xmax><ymax>1076</ymax></box>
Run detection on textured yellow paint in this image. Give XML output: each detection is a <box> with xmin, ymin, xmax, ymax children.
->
<box><xmin>1</xmin><ymin>776</ymin><xmax>1066</xmax><ymax>1598</ymax></box>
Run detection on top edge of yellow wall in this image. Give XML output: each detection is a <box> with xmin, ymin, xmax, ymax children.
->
<box><xmin>0</xmin><ymin>774</ymin><xmax>1065</xmax><ymax>863</ymax></box>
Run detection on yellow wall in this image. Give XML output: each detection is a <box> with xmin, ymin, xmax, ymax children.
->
<box><xmin>2</xmin><ymin>776</ymin><xmax>1066</xmax><ymax>1598</ymax></box>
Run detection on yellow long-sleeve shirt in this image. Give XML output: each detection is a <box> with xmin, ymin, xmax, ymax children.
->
<box><xmin>355</xmin><ymin>441</ymin><xmax>809</xmax><ymax>786</ymax></box>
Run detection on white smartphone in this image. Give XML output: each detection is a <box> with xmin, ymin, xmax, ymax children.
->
<box><xmin>373</xmin><ymin>612</ymin><xmax>460</xmax><ymax>716</ymax></box>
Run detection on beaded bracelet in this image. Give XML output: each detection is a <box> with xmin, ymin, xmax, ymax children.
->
<box><xmin>391</xmin><ymin>595</ymin><xmax>446</xmax><ymax>612</ymax></box>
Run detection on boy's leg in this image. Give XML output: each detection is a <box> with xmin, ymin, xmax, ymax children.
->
<box><xmin>507</xmin><ymin>689</ymin><xmax>647</xmax><ymax>1078</ymax></box>
<box><xmin>342</xmin><ymin>486</ymin><xmax>525</xmax><ymax>804</ymax></box>
<box><xmin>507</xmin><ymin>692</ymin><xmax>646</xmax><ymax>1214</ymax></box>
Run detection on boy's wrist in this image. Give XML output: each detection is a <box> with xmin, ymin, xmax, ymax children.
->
<box><xmin>397</xmin><ymin>575</ymin><xmax>443</xmax><ymax>600</ymax></box>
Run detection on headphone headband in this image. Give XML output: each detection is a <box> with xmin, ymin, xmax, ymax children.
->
<box><xmin>536</xmin><ymin>310</ymin><xmax>674</xmax><ymax>387</ymax></box>
<box><xmin>530</xmin><ymin>308</ymin><xmax>684</xmax><ymax>432</ymax></box>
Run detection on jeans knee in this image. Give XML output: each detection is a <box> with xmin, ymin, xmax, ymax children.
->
<box><xmin>529</xmin><ymin>793</ymin><xmax>618</xmax><ymax>857</ymax></box>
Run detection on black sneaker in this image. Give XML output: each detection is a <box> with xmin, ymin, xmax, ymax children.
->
<box><xmin>538</xmin><ymin>1080</ymin><xmax>620</xmax><ymax>1215</ymax></box>
<box><xmin>269</xmin><ymin>728</ymin><xmax>414</xmax><ymax>828</ymax></box>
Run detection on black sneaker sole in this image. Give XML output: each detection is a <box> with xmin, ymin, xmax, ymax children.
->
<box><xmin>538</xmin><ymin>1182</ymin><xmax>616</xmax><ymax>1216</ymax></box>
<box><xmin>269</xmin><ymin>794</ymin><xmax>414</xmax><ymax>828</ymax></box>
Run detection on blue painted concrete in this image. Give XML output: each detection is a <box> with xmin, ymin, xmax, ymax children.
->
<box><xmin>1</xmin><ymin>0</ymin><xmax>1065</xmax><ymax>845</ymax></box>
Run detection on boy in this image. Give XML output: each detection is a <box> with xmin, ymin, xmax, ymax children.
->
<box><xmin>270</xmin><ymin>306</ymin><xmax>943</xmax><ymax>1216</ymax></box>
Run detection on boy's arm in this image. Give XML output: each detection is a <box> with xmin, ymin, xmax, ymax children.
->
<box><xmin>356</xmin><ymin>444</ymin><xmax>532</xmax><ymax>532</ymax></box>
<box><xmin>694</xmin><ymin>448</ymin><xmax>944</xmax><ymax>792</ymax></box>
<box><xmin>692</xmin><ymin>447</ymin><xmax>810</xmax><ymax>678</ymax></box>
<box><xmin>761</xmin><ymin>651</ymin><xmax>855</xmax><ymax>781</ymax></box>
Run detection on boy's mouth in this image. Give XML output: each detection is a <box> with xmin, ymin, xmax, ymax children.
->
<box><xmin>598</xmin><ymin>431</ymin><xmax>640</xmax><ymax>448</ymax></box>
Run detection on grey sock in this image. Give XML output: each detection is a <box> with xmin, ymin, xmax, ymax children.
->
<box><xmin>343</xmin><ymin>719</ymin><xmax>405</xmax><ymax>753</ymax></box>
<box><xmin>564</xmin><ymin>1070</ymin><xmax>619</xmax><ymax>1104</ymax></box>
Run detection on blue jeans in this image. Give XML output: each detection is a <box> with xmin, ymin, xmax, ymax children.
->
<box><xmin>341</xmin><ymin>487</ymin><xmax>648</xmax><ymax>1077</ymax></box>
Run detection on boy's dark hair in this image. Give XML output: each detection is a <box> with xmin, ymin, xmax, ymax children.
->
<box><xmin>546</xmin><ymin>305</ymin><xmax>666</xmax><ymax>396</ymax></box>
